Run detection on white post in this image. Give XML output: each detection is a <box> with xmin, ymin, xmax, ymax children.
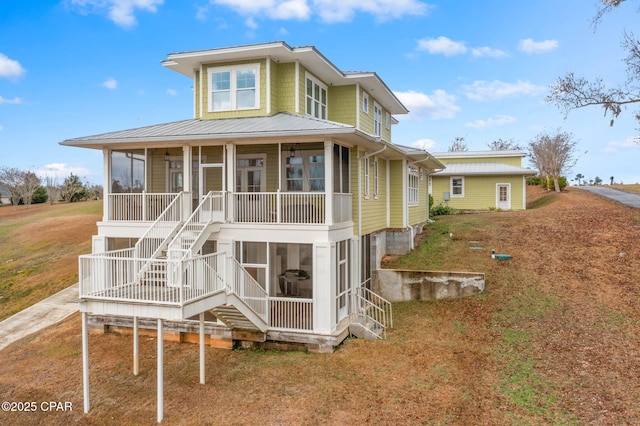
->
<box><xmin>133</xmin><ymin>316</ymin><xmax>139</xmax><ymax>376</ymax></box>
<box><xmin>324</xmin><ymin>140</ymin><xmax>333</xmax><ymax>226</ymax></box>
<box><xmin>199</xmin><ymin>312</ymin><xmax>205</xmax><ymax>384</ymax></box>
<box><xmin>82</xmin><ymin>312</ymin><xmax>90</xmax><ymax>413</ymax></box>
<box><xmin>103</xmin><ymin>149</ymin><xmax>110</xmax><ymax>222</ymax></box>
<box><xmin>157</xmin><ymin>319</ymin><xmax>164</xmax><ymax>423</ymax></box>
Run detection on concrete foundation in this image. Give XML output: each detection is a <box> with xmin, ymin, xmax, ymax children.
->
<box><xmin>373</xmin><ymin>269</ymin><xmax>485</xmax><ymax>302</ymax></box>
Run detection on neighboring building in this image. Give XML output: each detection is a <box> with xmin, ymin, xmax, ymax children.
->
<box><xmin>61</xmin><ymin>41</ymin><xmax>444</xmax><ymax>398</ymax></box>
<box><xmin>430</xmin><ymin>150</ymin><xmax>534</xmax><ymax>211</ymax></box>
<box><xmin>0</xmin><ymin>188</ymin><xmax>10</xmax><ymax>205</ymax></box>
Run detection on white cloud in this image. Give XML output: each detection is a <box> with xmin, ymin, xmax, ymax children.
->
<box><xmin>166</xmin><ymin>88</ymin><xmax>178</xmax><ymax>96</ymax></box>
<box><xmin>66</xmin><ymin>0</ymin><xmax>163</xmax><ymax>28</ymax></box>
<box><xmin>463</xmin><ymin>80</ymin><xmax>546</xmax><ymax>101</ymax></box>
<box><xmin>0</xmin><ymin>125</ymin><xmax>3</xmax><ymax>131</ymax></box>
<box><xmin>603</xmin><ymin>137</ymin><xmax>640</xmax><ymax>154</ymax></box>
<box><xmin>518</xmin><ymin>38</ymin><xmax>559</xmax><ymax>54</ymax></box>
<box><xmin>394</xmin><ymin>89</ymin><xmax>460</xmax><ymax>120</ymax></box>
<box><xmin>36</xmin><ymin>163</ymin><xmax>96</xmax><ymax>182</ymax></box>
<box><xmin>245</xmin><ymin>16</ymin><xmax>259</xmax><ymax>29</ymax></box>
<box><xmin>0</xmin><ymin>96</ymin><xmax>23</xmax><ymax>104</ymax></box>
<box><xmin>208</xmin><ymin>0</ymin><xmax>429</xmax><ymax>23</ymax></box>
<box><xmin>465</xmin><ymin>114</ymin><xmax>516</xmax><ymax>129</ymax></box>
<box><xmin>0</xmin><ymin>53</ymin><xmax>26</xmax><ymax>79</ymax></box>
<box><xmin>411</xmin><ymin>138</ymin><xmax>437</xmax><ymax>150</ymax></box>
<box><xmin>417</xmin><ymin>36</ymin><xmax>467</xmax><ymax>56</ymax></box>
<box><xmin>471</xmin><ymin>46</ymin><xmax>507</xmax><ymax>58</ymax></box>
<box><xmin>102</xmin><ymin>77</ymin><xmax>118</xmax><ymax>89</ymax></box>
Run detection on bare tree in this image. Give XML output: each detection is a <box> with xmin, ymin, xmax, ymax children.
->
<box><xmin>528</xmin><ymin>129</ymin><xmax>579</xmax><ymax>192</ymax></box>
<box><xmin>487</xmin><ymin>138</ymin><xmax>523</xmax><ymax>151</ymax></box>
<box><xmin>18</xmin><ymin>171</ymin><xmax>41</xmax><ymax>208</ymax></box>
<box><xmin>44</xmin><ymin>173</ymin><xmax>60</xmax><ymax>205</ymax></box>
<box><xmin>0</xmin><ymin>166</ymin><xmax>25</xmax><ymax>208</ymax></box>
<box><xmin>447</xmin><ymin>136</ymin><xmax>468</xmax><ymax>152</ymax></box>
<box><xmin>546</xmin><ymin>1</ymin><xmax>640</xmax><ymax>138</ymax></box>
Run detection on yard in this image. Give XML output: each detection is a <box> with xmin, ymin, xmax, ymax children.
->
<box><xmin>0</xmin><ymin>186</ymin><xmax>638</xmax><ymax>425</ymax></box>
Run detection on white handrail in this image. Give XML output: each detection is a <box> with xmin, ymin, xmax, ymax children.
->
<box><xmin>352</xmin><ymin>286</ymin><xmax>393</xmax><ymax>339</ymax></box>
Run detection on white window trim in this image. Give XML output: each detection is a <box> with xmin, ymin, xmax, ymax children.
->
<box><xmin>408</xmin><ymin>166</ymin><xmax>419</xmax><ymax>205</ymax></box>
<box><xmin>363</xmin><ymin>156</ymin><xmax>370</xmax><ymax>199</ymax></box>
<box><xmin>373</xmin><ymin>102</ymin><xmax>382</xmax><ymax>137</ymax></box>
<box><xmin>281</xmin><ymin>149</ymin><xmax>325</xmax><ymax>192</ymax></box>
<box><xmin>385</xmin><ymin>111</ymin><xmax>391</xmax><ymax>130</ymax></box>
<box><xmin>373</xmin><ymin>156</ymin><xmax>379</xmax><ymax>199</ymax></box>
<box><xmin>208</xmin><ymin>63</ymin><xmax>261</xmax><ymax>112</ymax></box>
<box><xmin>363</xmin><ymin>91</ymin><xmax>369</xmax><ymax>113</ymax></box>
<box><xmin>451</xmin><ymin>176</ymin><xmax>465</xmax><ymax>198</ymax></box>
<box><xmin>305</xmin><ymin>72</ymin><xmax>328</xmax><ymax>120</ymax></box>
<box><xmin>236</xmin><ymin>153</ymin><xmax>266</xmax><ymax>192</ymax></box>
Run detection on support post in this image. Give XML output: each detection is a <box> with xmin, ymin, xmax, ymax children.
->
<box><xmin>82</xmin><ymin>312</ymin><xmax>90</xmax><ymax>413</ymax></box>
<box><xmin>199</xmin><ymin>312</ymin><xmax>205</xmax><ymax>384</ymax></box>
<box><xmin>157</xmin><ymin>319</ymin><xmax>163</xmax><ymax>423</ymax></box>
<box><xmin>133</xmin><ymin>316</ymin><xmax>139</xmax><ymax>376</ymax></box>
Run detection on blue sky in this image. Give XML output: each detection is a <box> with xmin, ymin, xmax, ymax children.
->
<box><xmin>1</xmin><ymin>0</ymin><xmax>639</xmax><ymax>185</ymax></box>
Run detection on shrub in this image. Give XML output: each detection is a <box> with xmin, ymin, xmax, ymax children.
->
<box><xmin>541</xmin><ymin>176</ymin><xmax>567</xmax><ymax>191</ymax></box>
<box><xmin>527</xmin><ymin>176</ymin><xmax>541</xmax><ymax>186</ymax></box>
<box><xmin>431</xmin><ymin>203</ymin><xmax>455</xmax><ymax>216</ymax></box>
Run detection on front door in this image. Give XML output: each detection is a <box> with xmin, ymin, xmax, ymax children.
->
<box><xmin>200</xmin><ymin>163</ymin><xmax>225</xmax><ymax>222</ymax></box>
<box><xmin>496</xmin><ymin>183</ymin><xmax>511</xmax><ymax>210</ymax></box>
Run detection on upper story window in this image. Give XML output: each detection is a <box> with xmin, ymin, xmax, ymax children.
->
<box><xmin>306</xmin><ymin>74</ymin><xmax>327</xmax><ymax>120</ymax></box>
<box><xmin>363</xmin><ymin>92</ymin><xmax>369</xmax><ymax>113</ymax></box>
<box><xmin>373</xmin><ymin>103</ymin><xmax>382</xmax><ymax>137</ymax></box>
<box><xmin>209</xmin><ymin>63</ymin><xmax>260</xmax><ymax>112</ymax></box>
<box><xmin>408</xmin><ymin>166</ymin><xmax>419</xmax><ymax>205</ymax></box>
<box><xmin>385</xmin><ymin>111</ymin><xmax>391</xmax><ymax>129</ymax></box>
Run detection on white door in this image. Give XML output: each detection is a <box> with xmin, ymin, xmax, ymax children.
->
<box><xmin>496</xmin><ymin>183</ymin><xmax>511</xmax><ymax>210</ymax></box>
<box><xmin>200</xmin><ymin>163</ymin><xmax>225</xmax><ymax>222</ymax></box>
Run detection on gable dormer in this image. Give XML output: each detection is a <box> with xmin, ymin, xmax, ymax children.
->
<box><xmin>162</xmin><ymin>42</ymin><xmax>407</xmax><ymax>142</ymax></box>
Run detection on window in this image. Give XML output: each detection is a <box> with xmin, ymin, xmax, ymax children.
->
<box><xmin>283</xmin><ymin>149</ymin><xmax>325</xmax><ymax>192</ymax></box>
<box><xmin>333</xmin><ymin>144</ymin><xmax>350</xmax><ymax>193</ymax></box>
<box><xmin>236</xmin><ymin>155</ymin><xmax>265</xmax><ymax>192</ymax></box>
<box><xmin>111</xmin><ymin>150</ymin><xmax>145</xmax><ymax>193</ymax></box>
<box><xmin>408</xmin><ymin>166</ymin><xmax>419</xmax><ymax>205</ymax></box>
<box><xmin>385</xmin><ymin>111</ymin><xmax>391</xmax><ymax>129</ymax></box>
<box><xmin>373</xmin><ymin>103</ymin><xmax>382</xmax><ymax>137</ymax></box>
<box><xmin>235</xmin><ymin>241</ymin><xmax>267</xmax><ymax>289</ymax></box>
<box><xmin>209</xmin><ymin>64</ymin><xmax>259</xmax><ymax>112</ymax></box>
<box><xmin>306</xmin><ymin>74</ymin><xmax>327</xmax><ymax>119</ymax></box>
<box><xmin>363</xmin><ymin>91</ymin><xmax>369</xmax><ymax>113</ymax></box>
<box><xmin>364</xmin><ymin>157</ymin><xmax>370</xmax><ymax>198</ymax></box>
<box><xmin>373</xmin><ymin>157</ymin><xmax>379</xmax><ymax>198</ymax></box>
<box><xmin>451</xmin><ymin>177</ymin><xmax>464</xmax><ymax>197</ymax></box>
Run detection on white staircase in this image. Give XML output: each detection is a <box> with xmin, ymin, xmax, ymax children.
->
<box><xmin>349</xmin><ymin>286</ymin><xmax>393</xmax><ymax>340</ymax></box>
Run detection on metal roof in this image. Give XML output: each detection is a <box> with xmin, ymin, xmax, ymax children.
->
<box><xmin>60</xmin><ymin>113</ymin><xmax>358</xmax><ymax>147</ymax></box>
<box><xmin>433</xmin><ymin>162</ymin><xmax>535</xmax><ymax>176</ymax></box>
<box><xmin>432</xmin><ymin>150</ymin><xmax>526</xmax><ymax>159</ymax></box>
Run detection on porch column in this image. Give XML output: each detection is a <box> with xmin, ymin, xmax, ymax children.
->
<box><xmin>225</xmin><ymin>144</ymin><xmax>235</xmax><ymax>221</ymax></box>
<box><xmin>157</xmin><ymin>318</ymin><xmax>164</xmax><ymax>423</ymax></box>
<box><xmin>199</xmin><ymin>312</ymin><xmax>205</xmax><ymax>385</ymax></box>
<box><xmin>183</xmin><ymin>146</ymin><xmax>192</xmax><ymax>193</ymax></box>
<box><xmin>133</xmin><ymin>316</ymin><xmax>139</xmax><ymax>376</ymax></box>
<box><xmin>324</xmin><ymin>140</ymin><xmax>333</xmax><ymax>226</ymax></box>
<box><xmin>313</xmin><ymin>242</ymin><xmax>334</xmax><ymax>333</ymax></box>
<box><xmin>103</xmin><ymin>149</ymin><xmax>110</xmax><ymax>222</ymax></box>
<box><xmin>82</xmin><ymin>312</ymin><xmax>90</xmax><ymax>413</ymax></box>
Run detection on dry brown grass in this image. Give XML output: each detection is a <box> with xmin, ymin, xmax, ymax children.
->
<box><xmin>0</xmin><ymin>188</ymin><xmax>639</xmax><ymax>425</ymax></box>
<box><xmin>610</xmin><ymin>184</ymin><xmax>640</xmax><ymax>194</ymax></box>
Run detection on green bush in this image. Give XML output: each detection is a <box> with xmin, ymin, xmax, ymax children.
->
<box><xmin>541</xmin><ymin>176</ymin><xmax>567</xmax><ymax>191</ymax></box>
<box><xmin>431</xmin><ymin>203</ymin><xmax>455</xmax><ymax>216</ymax></box>
<box><xmin>429</xmin><ymin>194</ymin><xmax>434</xmax><ymax>210</ymax></box>
<box><xmin>527</xmin><ymin>176</ymin><xmax>541</xmax><ymax>186</ymax></box>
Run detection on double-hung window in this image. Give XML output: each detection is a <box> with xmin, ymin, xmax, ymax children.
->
<box><xmin>209</xmin><ymin>64</ymin><xmax>260</xmax><ymax>112</ymax></box>
<box><xmin>408</xmin><ymin>166</ymin><xmax>419</xmax><ymax>205</ymax></box>
<box><xmin>451</xmin><ymin>177</ymin><xmax>464</xmax><ymax>197</ymax></box>
<box><xmin>373</xmin><ymin>103</ymin><xmax>382</xmax><ymax>137</ymax></box>
<box><xmin>306</xmin><ymin>74</ymin><xmax>327</xmax><ymax>120</ymax></box>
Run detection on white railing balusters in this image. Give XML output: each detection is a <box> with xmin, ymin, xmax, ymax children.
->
<box><xmin>108</xmin><ymin>193</ymin><xmax>179</xmax><ymax>222</ymax></box>
<box><xmin>352</xmin><ymin>286</ymin><xmax>393</xmax><ymax>339</ymax></box>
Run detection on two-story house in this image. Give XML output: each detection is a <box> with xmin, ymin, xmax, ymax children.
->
<box><xmin>62</xmin><ymin>42</ymin><xmax>444</xmax><ymax>419</ymax></box>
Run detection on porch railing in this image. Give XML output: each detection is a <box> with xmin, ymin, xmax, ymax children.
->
<box><xmin>232</xmin><ymin>192</ymin><xmax>352</xmax><ymax>225</ymax></box>
<box><xmin>226</xmin><ymin>257</ymin><xmax>268</xmax><ymax>323</ymax></box>
<box><xmin>134</xmin><ymin>192</ymin><xmax>184</xmax><ymax>260</ymax></box>
<box><xmin>108</xmin><ymin>193</ymin><xmax>178</xmax><ymax>221</ymax></box>
<box><xmin>79</xmin><ymin>250</ymin><xmax>226</xmax><ymax>305</ymax></box>
<box><xmin>269</xmin><ymin>298</ymin><xmax>313</xmax><ymax>331</ymax></box>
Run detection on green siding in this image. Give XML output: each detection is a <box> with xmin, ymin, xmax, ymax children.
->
<box><xmin>438</xmin><ymin>155</ymin><xmax>523</xmax><ymax>167</ymax></box>
<box><xmin>360</xmin><ymin>156</ymin><xmax>388</xmax><ymax>235</ymax></box>
<box><xmin>274</xmin><ymin>62</ymin><xmax>296</xmax><ymax>114</ymax></box>
<box><xmin>431</xmin><ymin>175</ymin><xmax>525</xmax><ymax>210</ymax></box>
<box><xmin>408</xmin><ymin>169</ymin><xmax>428</xmax><ymax>225</ymax></box>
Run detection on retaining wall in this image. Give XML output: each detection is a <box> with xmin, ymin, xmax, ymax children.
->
<box><xmin>373</xmin><ymin>269</ymin><xmax>485</xmax><ymax>302</ymax></box>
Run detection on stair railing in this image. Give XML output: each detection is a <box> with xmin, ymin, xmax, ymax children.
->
<box><xmin>225</xmin><ymin>256</ymin><xmax>268</xmax><ymax>324</ymax></box>
<box><xmin>352</xmin><ymin>286</ymin><xmax>393</xmax><ymax>339</ymax></box>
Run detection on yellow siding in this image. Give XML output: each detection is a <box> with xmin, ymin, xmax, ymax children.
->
<box><xmin>328</xmin><ymin>85</ymin><xmax>357</xmax><ymax>126</ymax></box>
<box><xmin>408</xmin><ymin>168</ymin><xmax>428</xmax><ymax>225</ymax></box>
<box><xmin>199</xmin><ymin>59</ymin><xmax>268</xmax><ymax>120</ymax></box>
<box><xmin>388</xmin><ymin>160</ymin><xmax>404</xmax><ymax>228</ymax></box>
<box><xmin>431</xmin><ymin>175</ymin><xmax>525</xmax><ymax>210</ymax></box>
<box><xmin>274</xmin><ymin>62</ymin><xmax>296</xmax><ymax>114</ymax></box>
<box><xmin>359</xmin><ymin>90</ymin><xmax>374</xmax><ymax>135</ymax></box>
<box><xmin>438</xmin><ymin>155</ymin><xmax>523</xmax><ymax>167</ymax></box>
<box><xmin>359</xmin><ymin>156</ymin><xmax>388</xmax><ymax>235</ymax></box>
<box><xmin>147</xmin><ymin>149</ymin><xmax>168</xmax><ymax>193</ymax></box>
